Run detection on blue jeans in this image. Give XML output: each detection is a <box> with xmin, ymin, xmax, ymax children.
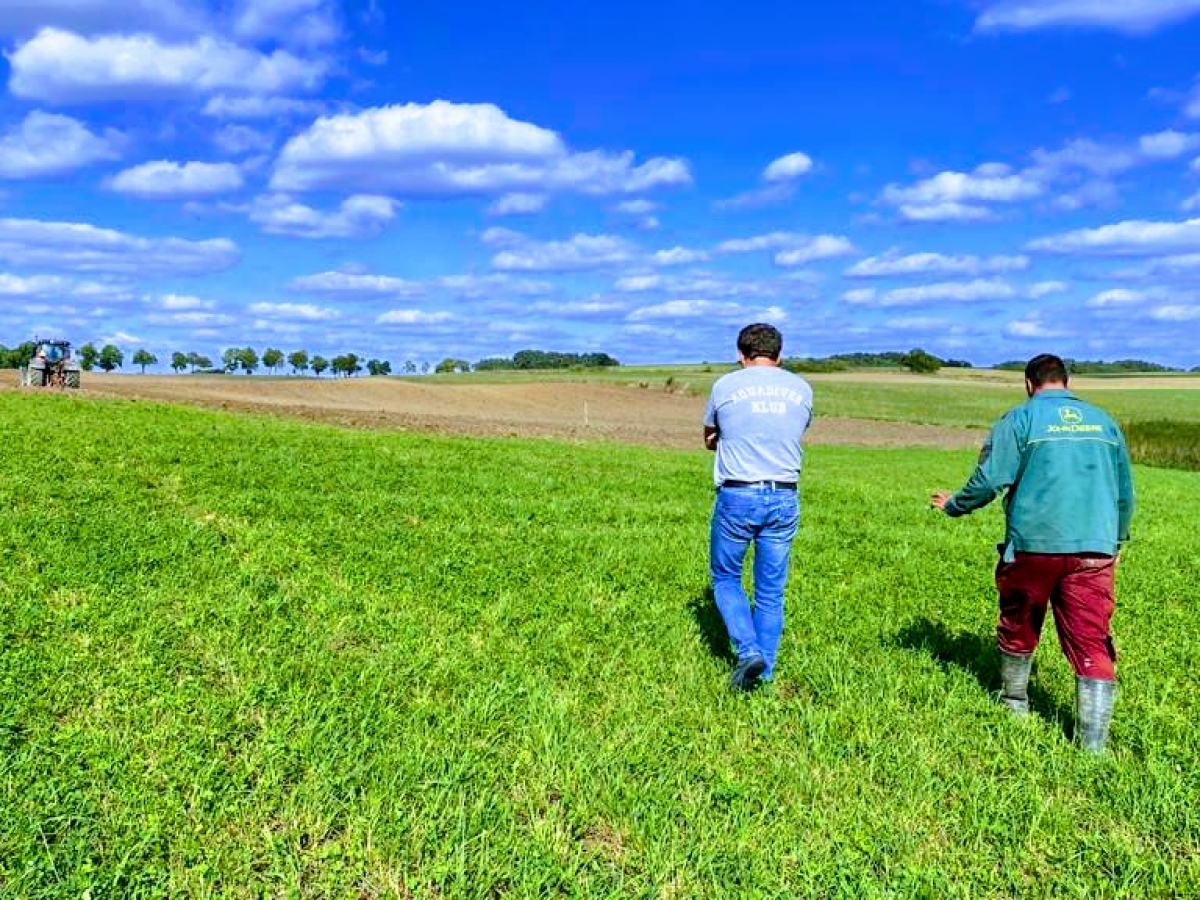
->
<box><xmin>709</xmin><ymin>485</ymin><xmax>800</xmax><ymax>679</ymax></box>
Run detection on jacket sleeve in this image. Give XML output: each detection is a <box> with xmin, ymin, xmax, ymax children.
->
<box><xmin>1115</xmin><ymin>431</ymin><xmax>1136</xmax><ymax>543</ymax></box>
<box><xmin>944</xmin><ymin>411</ymin><xmax>1024</xmax><ymax>517</ymax></box>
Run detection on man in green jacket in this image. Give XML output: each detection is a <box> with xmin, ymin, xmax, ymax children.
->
<box><xmin>932</xmin><ymin>354</ymin><xmax>1135</xmax><ymax>752</ymax></box>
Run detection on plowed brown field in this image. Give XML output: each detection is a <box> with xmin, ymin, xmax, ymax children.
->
<box><xmin>13</xmin><ymin>373</ymin><xmax>986</xmax><ymax>450</ymax></box>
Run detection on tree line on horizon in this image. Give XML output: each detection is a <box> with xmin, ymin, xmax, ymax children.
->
<box><xmin>1</xmin><ymin>340</ymin><xmax>1196</xmax><ymax>376</ymax></box>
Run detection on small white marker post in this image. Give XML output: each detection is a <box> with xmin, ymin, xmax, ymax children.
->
<box><xmin>584</xmin><ymin>402</ymin><xmax>590</xmax><ymax>427</ymax></box>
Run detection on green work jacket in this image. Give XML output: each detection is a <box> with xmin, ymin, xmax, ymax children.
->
<box><xmin>945</xmin><ymin>389</ymin><xmax>1135</xmax><ymax>561</ymax></box>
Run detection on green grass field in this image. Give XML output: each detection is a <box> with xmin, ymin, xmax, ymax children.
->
<box><xmin>3</xmin><ymin>389</ymin><xmax>1199</xmax><ymax>897</ymax></box>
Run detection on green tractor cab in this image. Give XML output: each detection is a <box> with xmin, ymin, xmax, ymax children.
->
<box><xmin>21</xmin><ymin>338</ymin><xmax>82</xmax><ymax>388</ymax></box>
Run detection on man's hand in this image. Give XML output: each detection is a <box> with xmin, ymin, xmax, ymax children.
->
<box><xmin>703</xmin><ymin>426</ymin><xmax>719</xmax><ymax>451</ymax></box>
<box><xmin>930</xmin><ymin>490</ymin><xmax>953</xmax><ymax>512</ymax></box>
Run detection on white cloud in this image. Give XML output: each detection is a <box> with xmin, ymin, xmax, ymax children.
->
<box><xmin>156</xmin><ymin>293</ymin><xmax>212</xmax><ymax>310</ymax></box>
<box><xmin>1005</xmin><ymin>317</ymin><xmax>1070</xmax><ymax>338</ymax></box>
<box><xmin>652</xmin><ymin>247</ymin><xmax>709</xmax><ymax>266</ymax></box>
<box><xmin>0</xmin><ymin>111</ymin><xmax>122</xmax><ymax>179</ymax></box>
<box><xmin>976</xmin><ymin>0</ymin><xmax>1200</xmax><ymax>33</ymax></box>
<box><xmin>247</xmin><ymin>301</ymin><xmax>338</xmax><ymax>321</ymax></box>
<box><xmin>109</xmin><ymin>161</ymin><xmax>244</xmax><ymax>199</ymax></box>
<box><xmin>248</xmin><ymin>193</ymin><xmax>399</xmax><ymax>238</ymax></box>
<box><xmin>0</xmin><ymin>217</ymin><xmax>239</xmax><ymax>274</ymax></box>
<box><xmin>1030</xmin><ymin>217</ymin><xmax>1200</xmax><ymax>255</ymax></box>
<box><xmin>1087</xmin><ymin>288</ymin><xmax>1153</xmax><ymax>308</ymax></box>
<box><xmin>377</xmin><ymin>309</ymin><xmax>455</xmax><ymax>325</ymax></box>
<box><xmin>270</xmin><ymin>101</ymin><xmax>691</xmax><ymax>197</ymax></box>
<box><xmin>614</xmin><ymin>274</ymin><xmax>663</xmax><ymax>292</ymax></box>
<box><xmin>489</xmin><ymin>232</ymin><xmax>638</xmax><ymax>272</ymax></box>
<box><xmin>881</xmin><ymin>164</ymin><xmax>1041</xmax><ymax>222</ymax></box>
<box><xmin>1152</xmin><ymin>303</ymin><xmax>1200</xmax><ymax>320</ymax></box>
<box><xmin>846</xmin><ymin>251</ymin><xmax>1029</xmax><ymax>278</ymax></box>
<box><xmin>7</xmin><ymin>28</ymin><xmax>326</xmax><ymax>104</ymax></box>
<box><xmin>846</xmin><ymin>279</ymin><xmax>1016</xmax><ymax>307</ymax></box>
<box><xmin>627</xmin><ymin>299</ymin><xmax>746</xmax><ymax>322</ymax></box>
<box><xmin>488</xmin><ymin>193</ymin><xmax>547</xmax><ymax>216</ymax></box>
<box><xmin>1138</xmin><ymin>130</ymin><xmax>1200</xmax><ymax>159</ymax></box>
<box><xmin>213</xmin><ymin>125</ymin><xmax>274</xmax><ymax>156</ymax></box>
<box><xmin>774</xmin><ymin>236</ymin><xmax>857</xmax><ymax>267</ymax></box>
<box><xmin>763</xmin><ymin>151</ymin><xmax>813</xmax><ymax>183</ymax></box>
<box><xmin>716</xmin><ymin>231</ymin><xmax>855</xmax><ymax>261</ymax></box>
<box><xmin>1028</xmin><ymin>280</ymin><xmax>1070</xmax><ymax>298</ymax></box>
<box><xmin>291</xmin><ymin>270</ymin><xmax>423</xmax><ymax>295</ymax></box>
<box><xmin>1183</xmin><ymin>190</ymin><xmax>1200</xmax><ymax>212</ymax></box>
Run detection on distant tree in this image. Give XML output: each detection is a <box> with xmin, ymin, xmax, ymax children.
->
<box><xmin>403</xmin><ymin>360</ymin><xmax>417</xmax><ymax>374</ymax></box>
<box><xmin>901</xmin><ymin>348</ymin><xmax>942</xmax><ymax>375</ymax></box>
<box><xmin>78</xmin><ymin>342</ymin><xmax>99</xmax><ymax>372</ymax></box>
<box><xmin>366</xmin><ymin>358</ymin><xmax>391</xmax><ymax>376</ymax></box>
<box><xmin>311</xmin><ymin>355</ymin><xmax>329</xmax><ymax>377</ymax></box>
<box><xmin>132</xmin><ymin>349</ymin><xmax>158</xmax><ymax>373</ymax></box>
<box><xmin>262</xmin><ymin>347</ymin><xmax>284</xmax><ymax>374</ymax></box>
<box><xmin>97</xmin><ymin>344</ymin><xmax>124</xmax><ymax>372</ymax></box>
<box><xmin>420</xmin><ymin>361</ymin><xmax>430</xmax><ymax>375</ymax></box>
<box><xmin>435</xmin><ymin>357</ymin><xmax>471</xmax><ymax>373</ymax></box>
<box><xmin>222</xmin><ymin>347</ymin><xmax>239</xmax><ymax>373</ymax></box>
<box><xmin>288</xmin><ymin>350</ymin><xmax>309</xmax><ymax>375</ymax></box>
<box><xmin>237</xmin><ymin>347</ymin><xmax>259</xmax><ymax>375</ymax></box>
<box><xmin>171</xmin><ymin>351</ymin><xmax>188</xmax><ymax>373</ymax></box>
<box><xmin>332</xmin><ymin>353</ymin><xmax>362</xmax><ymax>377</ymax></box>
<box><xmin>0</xmin><ymin>341</ymin><xmax>36</xmax><ymax>369</ymax></box>
<box><xmin>187</xmin><ymin>352</ymin><xmax>213</xmax><ymax>372</ymax></box>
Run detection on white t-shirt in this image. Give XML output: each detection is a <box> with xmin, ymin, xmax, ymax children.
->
<box><xmin>704</xmin><ymin>365</ymin><xmax>813</xmax><ymax>486</ymax></box>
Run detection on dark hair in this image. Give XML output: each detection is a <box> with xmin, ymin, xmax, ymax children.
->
<box><xmin>737</xmin><ymin>323</ymin><xmax>783</xmax><ymax>361</ymax></box>
<box><xmin>1024</xmin><ymin>353</ymin><xmax>1069</xmax><ymax>388</ymax></box>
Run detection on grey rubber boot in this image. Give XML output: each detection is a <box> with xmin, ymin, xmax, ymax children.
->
<box><xmin>999</xmin><ymin>651</ymin><xmax>1033</xmax><ymax>715</ymax></box>
<box><xmin>1076</xmin><ymin>677</ymin><xmax>1117</xmax><ymax>753</ymax></box>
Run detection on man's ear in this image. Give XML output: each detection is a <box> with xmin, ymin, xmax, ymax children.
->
<box><xmin>1024</xmin><ymin>378</ymin><xmax>1035</xmax><ymax>397</ymax></box>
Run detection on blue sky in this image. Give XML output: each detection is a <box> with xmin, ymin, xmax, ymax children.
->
<box><xmin>3</xmin><ymin>1</ymin><xmax>1200</xmax><ymax>369</ymax></box>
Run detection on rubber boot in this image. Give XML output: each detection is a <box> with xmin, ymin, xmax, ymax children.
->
<box><xmin>999</xmin><ymin>651</ymin><xmax>1032</xmax><ymax>715</ymax></box>
<box><xmin>1076</xmin><ymin>677</ymin><xmax>1116</xmax><ymax>753</ymax></box>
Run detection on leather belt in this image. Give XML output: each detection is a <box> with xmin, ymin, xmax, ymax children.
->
<box><xmin>720</xmin><ymin>480</ymin><xmax>797</xmax><ymax>490</ymax></box>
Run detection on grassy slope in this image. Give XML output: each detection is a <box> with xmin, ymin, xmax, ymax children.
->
<box><xmin>2</xmin><ymin>392</ymin><xmax>1198</xmax><ymax>897</ymax></box>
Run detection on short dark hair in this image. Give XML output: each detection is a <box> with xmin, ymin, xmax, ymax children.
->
<box><xmin>737</xmin><ymin>323</ymin><xmax>782</xmax><ymax>361</ymax></box>
<box><xmin>1025</xmin><ymin>353</ymin><xmax>1069</xmax><ymax>388</ymax></box>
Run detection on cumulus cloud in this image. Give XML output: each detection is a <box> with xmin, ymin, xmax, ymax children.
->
<box><xmin>488</xmin><ymin>193</ymin><xmax>547</xmax><ymax>216</ymax></box>
<box><xmin>1030</xmin><ymin>217</ymin><xmax>1200</xmax><ymax>255</ymax></box>
<box><xmin>1005</xmin><ymin>316</ymin><xmax>1071</xmax><ymax>338</ymax></box>
<box><xmin>109</xmin><ymin>161</ymin><xmax>244</xmax><ymax>199</ymax></box>
<box><xmin>1183</xmin><ymin>190</ymin><xmax>1200</xmax><ymax>212</ymax></box>
<box><xmin>0</xmin><ymin>111</ymin><xmax>122</xmax><ymax>179</ymax></box>
<box><xmin>881</xmin><ymin>164</ymin><xmax>1040</xmax><ymax>222</ymax></box>
<box><xmin>652</xmin><ymin>247</ymin><xmax>709</xmax><ymax>266</ymax></box>
<box><xmin>626</xmin><ymin>299</ymin><xmax>746</xmax><ymax>322</ymax></box>
<box><xmin>485</xmin><ymin>230</ymin><xmax>639</xmax><ymax>272</ymax></box>
<box><xmin>247</xmin><ymin>301</ymin><xmax>339</xmax><ymax>320</ymax></box>
<box><xmin>376</xmin><ymin>309</ymin><xmax>455</xmax><ymax>325</ymax></box>
<box><xmin>7</xmin><ymin>28</ymin><xmax>326</xmax><ymax>104</ymax></box>
<box><xmin>846</xmin><ymin>250</ymin><xmax>1030</xmax><ymax>278</ymax></box>
<box><xmin>248</xmin><ymin>193</ymin><xmax>399</xmax><ymax>238</ymax></box>
<box><xmin>717</xmin><ymin>231</ymin><xmax>855</xmax><ymax>266</ymax></box>
<box><xmin>270</xmin><ymin>101</ymin><xmax>691</xmax><ymax>197</ymax></box>
<box><xmin>976</xmin><ymin>0</ymin><xmax>1200</xmax><ymax>34</ymax></box>
<box><xmin>290</xmin><ymin>270</ymin><xmax>424</xmax><ymax>295</ymax></box>
<box><xmin>0</xmin><ymin>272</ymin><xmax>130</xmax><ymax>299</ymax></box>
<box><xmin>1087</xmin><ymin>288</ymin><xmax>1154</xmax><ymax>308</ymax></box>
<box><xmin>763</xmin><ymin>152</ymin><xmax>814</xmax><ymax>183</ymax></box>
<box><xmin>1028</xmin><ymin>280</ymin><xmax>1070</xmax><ymax>298</ymax></box>
<box><xmin>0</xmin><ymin>217</ymin><xmax>239</xmax><ymax>274</ymax></box>
<box><xmin>845</xmin><ymin>279</ymin><xmax>1016</xmax><ymax>307</ymax></box>
<box><xmin>1152</xmin><ymin>303</ymin><xmax>1200</xmax><ymax>320</ymax></box>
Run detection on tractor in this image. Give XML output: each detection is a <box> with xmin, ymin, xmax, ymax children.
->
<box><xmin>20</xmin><ymin>338</ymin><xmax>82</xmax><ymax>388</ymax></box>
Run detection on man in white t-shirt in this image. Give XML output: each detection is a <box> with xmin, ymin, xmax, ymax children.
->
<box><xmin>703</xmin><ymin>324</ymin><xmax>814</xmax><ymax>691</ymax></box>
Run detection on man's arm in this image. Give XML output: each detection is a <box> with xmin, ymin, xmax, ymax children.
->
<box><xmin>1116</xmin><ymin>431</ymin><xmax>1136</xmax><ymax>543</ymax></box>
<box><xmin>704</xmin><ymin>425</ymin><xmax>719</xmax><ymax>452</ymax></box>
<box><xmin>932</xmin><ymin>413</ymin><xmax>1023</xmax><ymax>517</ymax></box>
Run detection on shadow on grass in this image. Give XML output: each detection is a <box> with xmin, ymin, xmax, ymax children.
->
<box><xmin>892</xmin><ymin>617</ymin><xmax>1073</xmax><ymax>730</ymax></box>
<box><xmin>688</xmin><ymin>588</ymin><xmax>734</xmax><ymax>664</ymax></box>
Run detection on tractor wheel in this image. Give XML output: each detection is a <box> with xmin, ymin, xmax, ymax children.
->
<box><xmin>22</xmin><ymin>367</ymin><xmax>44</xmax><ymax>387</ymax></box>
<box><xmin>64</xmin><ymin>371</ymin><xmax>81</xmax><ymax>389</ymax></box>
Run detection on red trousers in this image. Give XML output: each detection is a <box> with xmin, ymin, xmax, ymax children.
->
<box><xmin>995</xmin><ymin>553</ymin><xmax>1117</xmax><ymax>680</ymax></box>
